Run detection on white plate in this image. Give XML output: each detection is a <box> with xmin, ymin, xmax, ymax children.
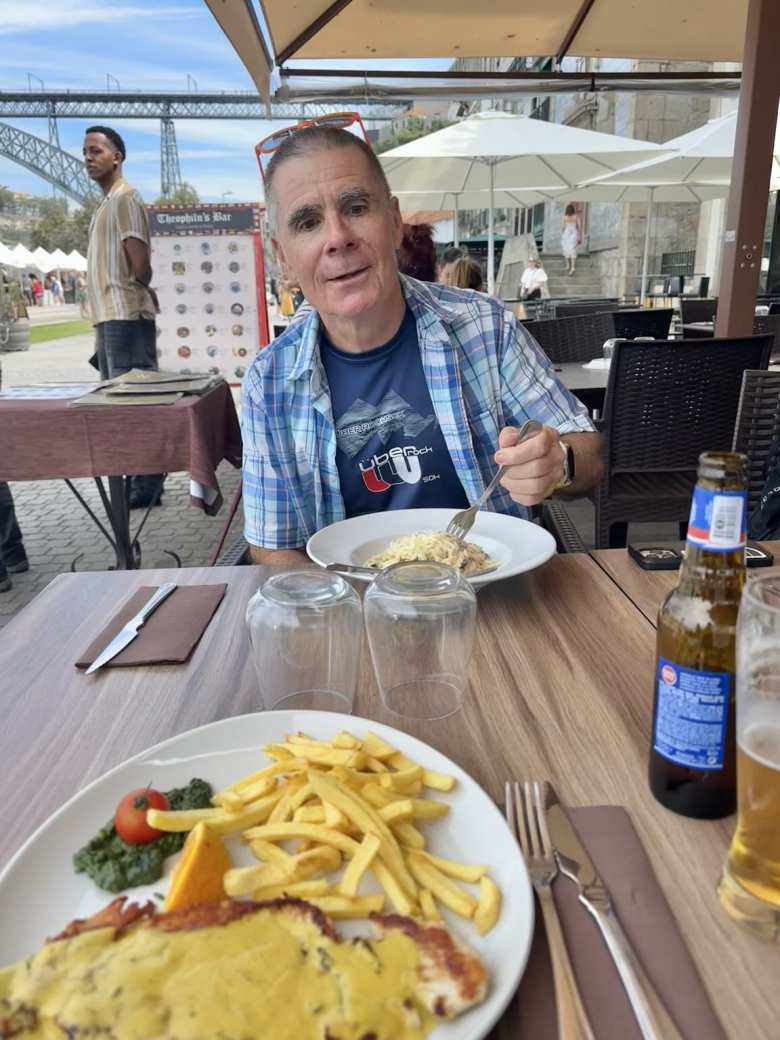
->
<box><xmin>307</xmin><ymin>507</ymin><xmax>556</xmax><ymax>588</ymax></box>
<box><xmin>0</xmin><ymin>711</ymin><xmax>533</xmax><ymax>1040</ymax></box>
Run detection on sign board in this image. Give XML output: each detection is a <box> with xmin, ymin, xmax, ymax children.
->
<box><xmin>148</xmin><ymin>203</ymin><xmax>270</xmax><ymax>385</ymax></box>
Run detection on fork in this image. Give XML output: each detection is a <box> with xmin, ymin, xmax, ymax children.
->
<box><xmin>446</xmin><ymin>419</ymin><xmax>542</xmax><ymax>543</ymax></box>
<box><xmin>506</xmin><ymin>780</ymin><xmax>595</xmax><ymax>1040</ymax></box>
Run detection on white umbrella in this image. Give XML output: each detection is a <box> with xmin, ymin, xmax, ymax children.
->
<box><xmin>575</xmin><ymin>113</ymin><xmax>780</xmax><ymax>301</ymax></box>
<box><xmin>66</xmin><ymin>249</ymin><xmax>88</xmax><ymax>272</ymax></box>
<box><xmin>380</xmin><ymin>112</ymin><xmax>669</xmax><ymax>292</ymax></box>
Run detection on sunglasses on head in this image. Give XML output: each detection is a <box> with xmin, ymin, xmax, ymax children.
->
<box><xmin>255</xmin><ymin>112</ymin><xmax>369</xmax><ymax>184</ymax></box>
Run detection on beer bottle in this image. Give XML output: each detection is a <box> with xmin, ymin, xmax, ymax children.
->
<box><xmin>648</xmin><ymin>451</ymin><xmax>747</xmax><ymax>818</ymax></box>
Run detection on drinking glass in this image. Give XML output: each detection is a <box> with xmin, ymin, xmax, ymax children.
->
<box><xmin>245</xmin><ymin>570</ymin><xmax>362</xmax><ymax>712</ymax></box>
<box><xmin>718</xmin><ymin>576</ymin><xmax>780</xmax><ymax>940</ymax></box>
<box><xmin>364</xmin><ymin>561</ymin><xmax>476</xmax><ymax>720</ymax></box>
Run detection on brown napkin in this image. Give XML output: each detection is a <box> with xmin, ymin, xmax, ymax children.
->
<box><xmin>508</xmin><ymin>806</ymin><xmax>726</xmax><ymax>1040</ymax></box>
<box><xmin>75</xmin><ymin>584</ymin><xmax>226</xmax><ymax>669</ymax></box>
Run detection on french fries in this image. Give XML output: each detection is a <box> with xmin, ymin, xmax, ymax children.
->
<box><xmin>146</xmin><ymin>728</ymin><xmax>501</xmax><ymax>933</ymax></box>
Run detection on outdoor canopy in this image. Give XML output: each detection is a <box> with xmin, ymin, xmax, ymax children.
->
<box><xmin>379</xmin><ymin>111</ymin><xmax>668</xmax><ymax>292</ymax></box>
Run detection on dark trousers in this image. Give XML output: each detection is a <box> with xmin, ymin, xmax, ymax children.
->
<box><xmin>522</xmin><ymin>288</ymin><xmax>542</xmax><ymax>301</ymax></box>
<box><xmin>94</xmin><ymin>319</ymin><xmax>164</xmax><ymax>499</ymax></box>
<box><xmin>0</xmin><ymin>481</ymin><xmax>25</xmax><ymax>578</ymax></box>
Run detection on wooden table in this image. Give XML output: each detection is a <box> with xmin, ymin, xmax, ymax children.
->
<box><xmin>0</xmin><ymin>557</ymin><xmax>775</xmax><ymax>1038</ymax></box>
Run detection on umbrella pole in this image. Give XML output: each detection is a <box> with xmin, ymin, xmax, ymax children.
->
<box><xmin>639</xmin><ymin>187</ymin><xmax>654</xmax><ymax>306</ymax></box>
<box><xmin>453</xmin><ymin>195</ymin><xmax>460</xmax><ymax>248</ymax></box>
<box><xmin>488</xmin><ymin>164</ymin><xmax>495</xmax><ymax>295</ymax></box>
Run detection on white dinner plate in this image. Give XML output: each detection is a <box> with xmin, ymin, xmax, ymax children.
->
<box><xmin>0</xmin><ymin>711</ymin><xmax>533</xmax><ymax>1040</ymax></box>
<box><xmin>307</xmin><ymin>507</ymin><xmax>556</xmax><ymax>587</ymax></box>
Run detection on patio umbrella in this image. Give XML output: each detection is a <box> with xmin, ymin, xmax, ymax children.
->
<box><xmin>573</xmin><ymin>113</ymin><xmax>780</xmax><ymax>301</ymax></box>
<box><xmin>379</xmin><ymin>112</ymin><xmax>668</xmax><ymax>292</ymax></box>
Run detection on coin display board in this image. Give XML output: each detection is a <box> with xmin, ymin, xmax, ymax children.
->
<box><xmin>148</xmin><ymin>203</ymin><xmax>270</xmax><ymax>385</ymax></box>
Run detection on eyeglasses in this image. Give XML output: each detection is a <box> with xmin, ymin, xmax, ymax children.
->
<box><xmin>255</xmin><ymin>112</ymin><xmax>369</xmax><ymax>184</ymax></box>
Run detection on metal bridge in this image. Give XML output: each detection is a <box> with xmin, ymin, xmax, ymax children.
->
<box><xmin>0</xmin><ymin>90</ymin><xmax>404</xmax><ymax>203</ymax></box>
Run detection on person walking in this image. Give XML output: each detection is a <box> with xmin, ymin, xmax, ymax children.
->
<box><xmin>76</xmin><ymin>274</ymin><xmax>89</xmax><ymax>319</ymax></box>
<box><xmin>83</xmin><ymin>124</ymin><xmax>164</xmax><ymax>509</ymax></box>
<box><xmin>561</xmin><ymin>203</ymin><xmax>581</xmax><ymax>275</ymax></box>
<box><xmin>50</xmin><ymin>274</ymin><xmax>63</xmax><ymax>305</ymax></box>
<box><xmin>31</xmin><ymin>276</ymin><xmax>43</xmax><ymax>306</ymax></box>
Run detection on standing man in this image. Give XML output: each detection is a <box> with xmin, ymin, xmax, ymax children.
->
<box><xmin>83</xmin><ymin>125</ymin><xmax>163</xmax><ymax>509</ymax></box>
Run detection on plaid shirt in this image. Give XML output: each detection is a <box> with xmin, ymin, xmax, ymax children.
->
<box><xmin>242</xmin><ymin>276</ymin><xmax>594</xmax><ymax>549</ymax></box>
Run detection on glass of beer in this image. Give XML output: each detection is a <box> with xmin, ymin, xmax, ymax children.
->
<box><xmin>718</xmin><ymin>576</ymin><xmax>780</xmax><ymax>940</ymax></box>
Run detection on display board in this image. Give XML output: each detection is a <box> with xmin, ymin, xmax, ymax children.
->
<box><xmin>148</xmin><ymin>203</ymin><xmax>269</xmax><ymax>385</ymax></box>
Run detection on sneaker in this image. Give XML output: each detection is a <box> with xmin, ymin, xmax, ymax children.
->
<box><xmin>128</xmin><ymin>491</ymin><xmax>164</xmax><ymax>510</ymax></box>
<box><xmin>5</xmin><ymin>555</ymin><xmax>29</xmax><ymax>574</ymax></box>
<box><xmin>0</xmin><ymin>572</ymin><xmax>11</xmax><ymax>593</ymax></box>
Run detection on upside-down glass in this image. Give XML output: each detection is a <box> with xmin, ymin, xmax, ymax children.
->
<box><xmin>364</xmin><ymin>561</ymin><xmax>477</xmax><ymax>720</ymax></box>
<box><xmin>718</xmin><ymin>576</ymin><xmax>780</xmax><ymax>940</ymax></box>
<box><xmin>245</xmin><ymin>570</ymin><xmax>362</xmax><ymax>712</ymax></box>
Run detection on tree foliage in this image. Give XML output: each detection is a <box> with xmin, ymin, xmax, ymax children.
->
<box><xmin>153</xmin><ymin>182</ymin><xmax>200</xmax><ymax>206</ymax></box>
<box><xmin>375</xmin><ymin>117</ymin><xmax>452</xmax><ymax>154</ymax></box>
<box><xmin>29</xmin><ymin>196</ymin><xmax>99</xmax><ymax>254</ymax></box>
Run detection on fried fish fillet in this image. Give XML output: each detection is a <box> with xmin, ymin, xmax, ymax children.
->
<box><xmin>0</xmin><ymin>897</ymin><xmax>489</xmax><ymax>1039</ymax></box>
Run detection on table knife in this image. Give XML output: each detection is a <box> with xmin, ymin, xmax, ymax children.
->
<box><xmin>544</xmin><ymin>783</ymin><xmax>684</xmax><ymax>1040</ymax></box>
<box><xmin>85</xmin><ymin>583</ymin><xmax>177</xmax><ymax>675</ymax></box>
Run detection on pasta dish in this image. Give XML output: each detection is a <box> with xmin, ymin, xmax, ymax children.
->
<box><xmin>366</xmin><ymin>532</ymin><xmax>496</xmax><ymax>575</ymax></box>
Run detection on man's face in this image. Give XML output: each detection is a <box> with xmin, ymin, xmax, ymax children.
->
<box><xmin>83</xmin><ymin>133</ymin><xmax>120</xmax><ymax>181</ymax></box>
<box><xmin>270</xmin><ymin>145</ymin><xmax>403</xmax><ymax>325</ymax></box>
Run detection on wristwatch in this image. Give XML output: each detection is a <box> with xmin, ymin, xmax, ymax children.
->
<box><xmin>555</xmin><ymin>441</ymin><xmax>575</xmax><ymax>490</ymax></box>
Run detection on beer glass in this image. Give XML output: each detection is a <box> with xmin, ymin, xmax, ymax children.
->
<box><xmin>364</xmin><ymin>561</ymin><xmax>476</xmax><ymax>720</ymax></box>
<box><xmin>719</xmin><ymin>576</ymin><xmax>780</xmax><ymax>939</ymax></box>
<box><xmin>245</xmin><ymin>570</ymin><xmax>362</xmax><ymax>712</ymax></box>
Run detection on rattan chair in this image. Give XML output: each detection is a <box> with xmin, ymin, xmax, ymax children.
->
<box><xmin>613</xmin><ymin>308</ymin><xmax>674</xmax><ymax>340</ymax></box>
<box><xmin>523</xmin><ymin>311</ymin><xmax>616</xmax><ymax>364</ymax></box>
<box><xmin>731</xmin><ymin>369</ymin><xmax>780</xmax><ymax>516</ymax></box>
<box><xmin>590</xmin><ymin>335</ymin><xmax>773</xmax><ymax>548</ymax></box>
<box><xmin>679</xmin><ymin>298</ymin><xmax>718</xmax><ymax>324</ymax></box>
<box><xmin>554</xmin><ymin>299</ymin><xmax>620</xmax><ymax>318</ymax></box>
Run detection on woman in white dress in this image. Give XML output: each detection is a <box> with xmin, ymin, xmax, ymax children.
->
<box><xmin>561</xmin><ymin>203</ymin><xmax>582</xmax><ymax>275</ymax></box>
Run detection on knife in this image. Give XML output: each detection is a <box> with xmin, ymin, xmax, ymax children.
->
<box><xmin>544</xmin><ymin>783</ymin><xmax>685</xmax><ymax>1040</ymax></box>
<box><xmin>85</xmin><ymin>583</ymin><xmax>177</xmax><ymax>675</ymax></box>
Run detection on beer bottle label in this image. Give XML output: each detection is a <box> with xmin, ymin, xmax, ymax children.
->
<box><xmin>653</xmin><ymin>658</ymin><xmax>730</xmax><ymax>769</ymax></box>
<box><xmin>687</xmin><ymin>487</ymin><xmax>746</xmax><ymax>552</ymax></box>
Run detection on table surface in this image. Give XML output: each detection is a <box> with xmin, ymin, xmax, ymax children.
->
<box><xmin>1</xmin><ymin>557</ymin><xmax>776</xmax><ymax>1038</ymax></box>
<box><xmin>554</xmin><ymin>361</ymin><xmax>610</xmax><ymax>391</ymax></box>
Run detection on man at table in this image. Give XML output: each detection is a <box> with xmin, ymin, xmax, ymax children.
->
<box><xmin>241</xmin><ymin>126</ymin><xmax>603</xmax><ymax>565</ymax></box>
<box><xmin>83</xmin><ymin>124</ymin><xmax>164</xmax><ymax>511</ymax></box>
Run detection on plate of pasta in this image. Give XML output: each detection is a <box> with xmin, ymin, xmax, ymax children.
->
<box><xmin>307</xmin><ymin>507</ymin><xmax>556</xmax><ymax>587</ymax></box>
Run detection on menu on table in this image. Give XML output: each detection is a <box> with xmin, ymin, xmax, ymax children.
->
<box><xmin>148</xmin><ymin>203</ymin><xmax>270</xmax><ymax>385</ymax></box>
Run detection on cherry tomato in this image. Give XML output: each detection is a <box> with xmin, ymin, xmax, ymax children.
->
<box><xmin>114</xmin><ymin>787</ymin><xmax>170</xmax><ymax>845</ymax></box>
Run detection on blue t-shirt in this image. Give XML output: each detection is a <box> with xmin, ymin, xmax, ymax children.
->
<box><xmin>321</xmin><ymin>307</ymin><xmax>469</xmax><ymax>518</ymax></box>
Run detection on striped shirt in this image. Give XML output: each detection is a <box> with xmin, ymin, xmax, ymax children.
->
<box><xmin>242</xmin><ymin>275</ymin><xmax>594</xmax><ymax>550</ymax></box>
<box><xmin>87</xmin><ymin>178</ymin><xmax>155</xmax><ymax>324</ymax></box>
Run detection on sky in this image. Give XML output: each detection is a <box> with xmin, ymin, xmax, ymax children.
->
<box><xmin>0</xmin><ymin>0</ymin><xmax>450</xmax><ymax>208</ymax></box>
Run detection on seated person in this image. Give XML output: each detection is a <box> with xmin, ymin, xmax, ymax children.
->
<box><xmin>397</xmin><ymin>222</ymin><xmax>437</xmax><ymax>283</ymax></box>
<box><xmin>241</xmin><ymin>126</ymin><xmax>603</xmax><ymax>566</ymax></box>
<box><xmin>520</xmin><ymin>258</ymin><xmax>548</xmax><ymax>300</ymax></box>
<box><xmin>445</xmin><ymin>256</ymin><xmax>484</xmax><ymax>292</ymax></box>
<box><xmin>437</xmin><ymin>245</ymin><xmax>464</xmax><ymax>284</ymax></box>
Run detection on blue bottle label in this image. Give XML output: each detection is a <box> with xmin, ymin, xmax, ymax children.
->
<box><xmin>687</xmin><ymin>486</ymin><xmax>746</xmax><ymax>552</ymax></box>
<box><xmin>653</xmin><ymin>657</ymin><xmax>730</xmax><ymax>770</ymax></box>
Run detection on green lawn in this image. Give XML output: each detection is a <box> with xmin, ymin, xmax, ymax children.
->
<box><xmin>30</xmin><ymin>320</ymin><xmax>92</xmax><ymax>344</ymax></box>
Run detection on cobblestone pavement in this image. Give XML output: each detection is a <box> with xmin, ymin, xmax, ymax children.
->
<box><xmin>1</xmin><ymin>335</ymin><xmax>244</xmax><ymax>629</ymax></box>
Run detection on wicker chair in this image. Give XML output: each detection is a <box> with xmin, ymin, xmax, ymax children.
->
<box><xmin>554</xmin><ymin>300</ymin><xmax>620</xmax><ymax>318</ymax></box>
<box><xmin>613</xmin><ymin>308</ymin><xmax>674</xmax><ymax>340</ymax></box>
<box><xmin>731</xmin><ymin>369</ymin><xmax>780</xmax><ymax>516</ymax></box>
<box><xmin>590</xmin><ymin>335</ymin><xmax>773</xmax><ymax>548</ymax></box>
<box><xmin>522</xmin><ymin>311</ymin><xmax>616</xmax><ymax>364</ymax></box>
<box><xmin>679</xmin><ymin>298</ymin><xmax>718</xmax><ymax>324</ymax></box>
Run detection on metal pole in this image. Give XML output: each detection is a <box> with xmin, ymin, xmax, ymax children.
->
<box><xmin>640</xmin><ymin>187</ymin><xmax>654</xmax><ymax>306</ymax></box>
<box><xmin>488</xmin><ymin>163</ymin><xmax>495</xmax><ymax>294</ymax></box>
<box><xmin>716</xmin><ymin>0</ymin><xmax>780</xmax><ymax>336</ymax></box>
<box><xmin>453</xmin><ymin>195</ymin><xmax>460</xmax><ymax>248</ymax></box>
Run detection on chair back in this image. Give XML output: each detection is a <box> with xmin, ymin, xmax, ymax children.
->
<box><xmin>752</xmin><ymin>313</ymin><xmax>780</xmax><ymax>357</ymax></box>
<box><xmin>612</xmin><ymin>308</ymin><xmax>674</xmax><ymax>340</ymax></box>
<box><xmin>601</xmin><ymin>336</ymin><xmax>773</xmax><ymax>494</ymax></box>
<box><xmin>731</xmin><ymin>369</ymin><xmax>780</xmax><ymax>515</ymax></box>
<box><xmin>554</xmin><ymin>299</ymin><xmax>619</xmax><ymax>318</ymax></box>
<box><xmin>680</xmin><ymin>298</ymin><xmax>718</xmax><ymax>324</ymax></box>
<box><xmin>524</xmin><ymin>311</ymin><xmax>615</xmax><ymax>364</ymax></box>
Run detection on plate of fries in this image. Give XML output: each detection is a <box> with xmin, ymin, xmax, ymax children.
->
<box><xmin>0</xmin><ymin>711</ymin><xmax>534</xmax><ymax>1039</ymax></box>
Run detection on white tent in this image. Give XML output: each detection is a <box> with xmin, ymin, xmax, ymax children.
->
<box><xmin>380</xmin><ymin>112</ymin><xmax>670</xmax><ymax>291</ymax></box>
<box><xmin>0</xmin><ymin>242</ymin><xmax>21</xmax><ymax>267</ymax></box>
<box><xmin>66</xmin><ymin>249</ymin><xmax>88</xmax><ymax>272</ymax></box>
<box><xmin>48</xmin><ymin>248</ymin><xmax>72</xmax><ymax>269</ymax></box>
<box><xmin>10</xmin><ymin>243</ymin><xmax>42</xmax><ymax>270</ymax></box>
<box><xmin>30</xmin><ymin>246</ymin><xmax>54</xmax><ymax>271</ymax></box>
